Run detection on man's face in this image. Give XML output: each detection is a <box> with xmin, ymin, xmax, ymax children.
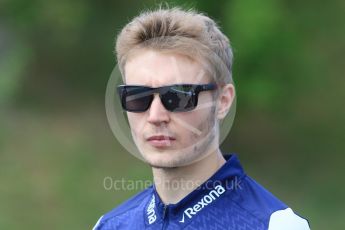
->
<box><xmin>124</xmin><ymin>49</ymin><xmax>219</xmax><ymax>168</ymax></box>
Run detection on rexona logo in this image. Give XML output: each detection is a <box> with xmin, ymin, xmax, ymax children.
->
<box><xmin>147</xmin><ymin>195</ymin><xmax>157</xmax><ymax>224</ymax></box>
<box><xmin>179</xmin><ymin>185</ymin><xmax>226</xmax><ymax>223</ymax></box>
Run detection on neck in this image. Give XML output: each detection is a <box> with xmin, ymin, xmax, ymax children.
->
<box><xmin>152</xmin><ymin>149</ymin><xmax>226</xmax><ymax>205</ymax></box>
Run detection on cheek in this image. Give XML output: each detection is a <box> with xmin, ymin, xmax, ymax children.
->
<box><xmin>177</xmin><ymin>108</ymin><xmax>215</xmax><ymax>141</ymax></box>
<box><xmin>127</xmin><ymin>113</ymin><xmax>145</xmax><ymax>136</ymax></box>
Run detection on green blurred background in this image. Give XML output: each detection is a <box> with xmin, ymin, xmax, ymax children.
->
<box><xmin>1</xmin><ymin>0</ymin><xmax>344</xmax><ymax>229</ymax></box>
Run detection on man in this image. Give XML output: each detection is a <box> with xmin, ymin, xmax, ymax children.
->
<box><xmin>94</xmin><ymin>7</ymin><xmax>310</xmax><ymax>230</ymax></box>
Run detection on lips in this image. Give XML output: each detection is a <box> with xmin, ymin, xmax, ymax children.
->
<box><xmin>147</xmin><ymin>135</ymin><xmax>175</xmax><ymax>141</ymax></box>
<box><xmin>147</xmin><ymin>135</ymin><xmax>176</xmax><ymax>147</ymax></box>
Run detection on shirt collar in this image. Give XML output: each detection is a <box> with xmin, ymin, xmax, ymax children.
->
<box><xmin>145</xmin><ymin>154</ymin><xmax>245</xmax><ymax>225</ymax></box>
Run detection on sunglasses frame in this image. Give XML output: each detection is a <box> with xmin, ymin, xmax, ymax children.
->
<box><xmin>117</xmin><ymin>83</ymin><xmax>217</xmax><ymax>112</ymax></box>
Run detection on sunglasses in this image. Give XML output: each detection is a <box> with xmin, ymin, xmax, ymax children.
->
<box><xmin>117</xmin><ymin>83</ymin><xmax>217</xmax><ymax>112</ymax></box>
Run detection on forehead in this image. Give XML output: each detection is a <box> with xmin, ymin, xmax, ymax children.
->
<box><xmin>124</xmin><ymin>49</ymin><xmax>210</xmax><ymax>86</ymax></box>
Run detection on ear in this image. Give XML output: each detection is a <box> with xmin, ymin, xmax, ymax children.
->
<box><xmin>216</xmin><ymin>84</ymin><xmax>235</xmax><ymax>120</ymax></box>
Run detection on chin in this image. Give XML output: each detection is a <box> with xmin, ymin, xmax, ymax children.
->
<box><xmin>141</xmin><ymin>150</ymin><xmax>188</xmax><ymax>168</ymax></box>
<box><xmin>141</xmin><ymin>147</ymin><xmax>205</xmax><ymax>169</ymax></box>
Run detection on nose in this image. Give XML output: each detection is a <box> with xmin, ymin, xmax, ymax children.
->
<box><xmin>147</xmin><ymin>94</ymin><xmax>170</xmax><ymax>125</ymax></box>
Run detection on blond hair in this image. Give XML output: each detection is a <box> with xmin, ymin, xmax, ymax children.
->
<box><xmin>115</xmin><ymin>7</ymin><xmax>233</xmax><ymax>84</ymax></box>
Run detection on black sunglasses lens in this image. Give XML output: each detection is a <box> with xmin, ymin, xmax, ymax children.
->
<box><xmin>120</xmin><ymin>86</ymin><xmax>153</xmax><ymax>112</ymax></box>
<box><xmin>117</xmin><ymin>84</ymin><xmax>213</xmax><ymax>112</ymax></box>
<box><xmin>161</xmin><ymin>86</ymin><xmax>196</xmax><ymax>112</ymax></box>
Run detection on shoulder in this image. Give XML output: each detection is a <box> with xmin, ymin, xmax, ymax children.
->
<box><xmin>229</xmin><ymin>175</ymin><xmax>309</xmax><ymax>228</ymax></box>
<box><xmin>92</xmin><ymin>186</ymin><xmax>153</xmax><ymax>230</ymax></box>
<box><xmin>268</xmin><ymin>208</ymin><xmax>310</xmax><ymax>230</ymax></box>
<box><xmin>232</xmin><ymin>175</ymin><xmax>287</xmax><ymax>219</ymax></box>
<box><xmin>101</xmin><ymin>186</ymin><xmax>153</xmax><ymax>219</ymax></box>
